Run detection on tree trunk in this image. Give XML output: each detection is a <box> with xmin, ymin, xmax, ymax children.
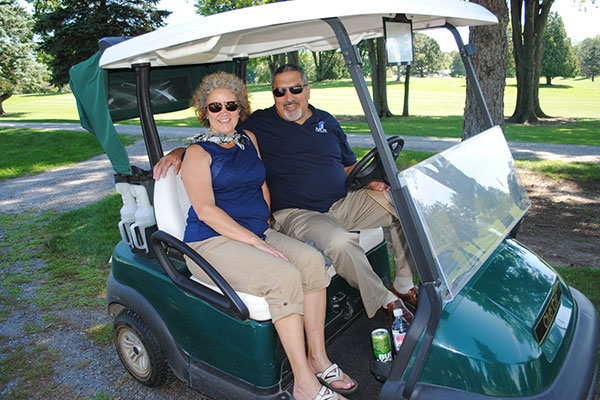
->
<box><xmin>463</xmin><ymin>0</ymin><xmax>509</xmax><ymax>139</ymax></box>
<box><xmin>402</xmin><ymin>65</ymin><xmax>410</xmax><ymax>117</ymax></box>
<box><xmin>367</xmin><ymin>39</ymin><xmax>379</xmax><ymax>111</ymax></box>
<box><xmin>367</xmin><ymin>39</ymin><xmax>393</xmax><ymax>118</ymax></box>
<box><xmin>287</xmin><ymin>51</ymin><xmax>299</xmax><ymax>66</ymax></box>
<box><xmin>509</xmin><ymin>0</ymin><xmax>554</xmax><ymax>123</ymax></box>
<box><xmin>533</xmin><ymin>19</ymin><xmax>551</xmax><ymax>119</ymax></box>
<box><xmin>0</xmin><ymin>93</ymin><xmax>12</xmax><ymax>115</ymax></box>
<box><xmin>375</xmin><ymin>38</ymin><xmax>393</xmax><ymax>118</ymax></box>
<box><xmin>545</xmin><ymin>76</ymin><xmax>552</xmax><ymax>85</ymax></box>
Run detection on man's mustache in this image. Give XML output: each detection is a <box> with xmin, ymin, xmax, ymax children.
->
<box><xmin>283</xmin><ymin>100</ymin><xmax>299</xmax><ymax>106</ymax></box>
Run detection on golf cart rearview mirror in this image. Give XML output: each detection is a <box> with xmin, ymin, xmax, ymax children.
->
<box><xmin>383</xmin><ymin>16</ymin><xmax>414</xmax><ymax>65</ymax></box>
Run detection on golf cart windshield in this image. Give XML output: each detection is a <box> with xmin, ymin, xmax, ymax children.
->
<box><xmin>399</xmin><ymin>127</ymin><xmax>531</xmax><ymax>303</ymax></box>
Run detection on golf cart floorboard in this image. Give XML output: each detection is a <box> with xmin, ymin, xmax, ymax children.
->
<box><xmin>326</xmin><ymin>309</ymin><xmax>388</xmax><ymax>399</ymax></box>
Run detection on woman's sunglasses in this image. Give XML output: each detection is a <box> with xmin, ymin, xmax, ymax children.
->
<box><xmin>206</xmin><ymin>101</ymin><xmax>239</xmax><ymax>113</ymax></box>
<box><xmin>272</xmin><ymin>84</ymin><xmax>308</xmax><ymax>97</ymax></box>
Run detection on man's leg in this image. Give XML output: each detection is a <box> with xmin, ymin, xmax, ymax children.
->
<box><xmin>273</xmin><ymin>208</ymin><xmax>395</xmax><ymax>318</ymax></box>
<box><xmin>329</xmin><ymin>189</ymin><xmax>417</xmax><ymax>299</ymax></box>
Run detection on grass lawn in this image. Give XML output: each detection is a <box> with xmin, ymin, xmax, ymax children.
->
<box><xmin>6</xmin><ymin>77</ymin><xmax>597</xmax><ymax>146</ymax></box>
<box><xmin>0</xmin><ymin>128</ymin><xmax>138</xmax><ymax>181</ymax></box>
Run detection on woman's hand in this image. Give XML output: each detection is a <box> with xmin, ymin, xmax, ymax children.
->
<box><xmin>250</xmin><ymin>238</ymin><xmax>289</xmax><ymax>261</ymax></box>
<box><xmin>153</xmin><ymin>147</ymin><xmax>185</xmax><ymax>180</ymax></box>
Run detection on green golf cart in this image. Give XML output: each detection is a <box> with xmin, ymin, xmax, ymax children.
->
<box><xmin>69</xmin><ymin>1</ymin><xmax>598</xmax><ymax>399</ymax></box>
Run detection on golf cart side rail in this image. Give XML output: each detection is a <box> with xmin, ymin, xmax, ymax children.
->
<box><xmin>151</xmin><ymin>231</ymin><xmax>250</xmax><ymax>321</ymax></box>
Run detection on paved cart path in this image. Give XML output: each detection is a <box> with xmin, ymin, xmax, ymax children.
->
<box><xmin>1</xmin><ymin>121</ymin><xmax>598</xmax><ymax>214</ymax></box>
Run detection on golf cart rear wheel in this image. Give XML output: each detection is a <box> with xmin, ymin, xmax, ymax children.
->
<box><xmin>114</xmin><ymin>309</ymin><xmax>174</xmax><ymax>387</ymax></box>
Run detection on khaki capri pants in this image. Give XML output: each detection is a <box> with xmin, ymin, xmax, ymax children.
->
<box><xmin>185</xmin><ymin>228</ymin><xmax>330</xmax><ymax>322</ymax></box>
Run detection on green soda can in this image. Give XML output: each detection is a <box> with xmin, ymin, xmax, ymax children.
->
<box><xmin>371</xmin><ymin>328</ymin><xmax>392</xmax><ymax>363</ymax></box>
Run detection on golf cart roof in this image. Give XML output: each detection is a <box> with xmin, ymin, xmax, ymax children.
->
<box><xmin>99</xmin><ymin>0</ymin><xmax>497</xmax><ymax>69</ymax></box>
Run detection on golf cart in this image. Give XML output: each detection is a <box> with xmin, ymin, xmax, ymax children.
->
<box><xmin>69</xmin><ymin>0</ymin><xmax>598</xmax><ymax>398</ymax></box>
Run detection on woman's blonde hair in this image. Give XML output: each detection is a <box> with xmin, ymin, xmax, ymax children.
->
<box><xmin>191</xmin><ymin>71</ymin><xmax>251</xmax><ymax>127</ymax></box>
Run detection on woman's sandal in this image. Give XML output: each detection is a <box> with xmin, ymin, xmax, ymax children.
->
<box><xmin>316</xmin><ymin>363</ymin><xmax>358</xmax><ymax>395</ymax></box>
<box><xmin>290</xmin><ymin>385</ymin><xmax>340</xmax><ymax>400</ymax></box>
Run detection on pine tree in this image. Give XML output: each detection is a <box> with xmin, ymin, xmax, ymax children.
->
<box><xmin>576</xmin><ymin>36</ymin><xmax>600</xmax><ymax>82</ymax></box>
<box><xmin>541</xmin><ymin>12</ymin><xmax>578</xmax><ymax>85</ymax></box>
<box><xmin>32</xmin><ymin>0</ymin><xmax>171</xmax><ymax>87</ymax></box>
<box><xmin>0</xmin><ymin>0</ymin><xmax>49</xmax><ymax>114</ymax></box>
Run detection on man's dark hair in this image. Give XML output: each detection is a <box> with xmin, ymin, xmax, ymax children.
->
<box><xmin>272</xmin><ymin>64</ymin><xmax>308</xmax><ymax>88</ymax></box>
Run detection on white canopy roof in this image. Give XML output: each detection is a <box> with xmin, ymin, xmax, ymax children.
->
<box><xmin>99</xmin><ymin>0</ymin><xmax>497</xmax><ymax>69</ymax></box>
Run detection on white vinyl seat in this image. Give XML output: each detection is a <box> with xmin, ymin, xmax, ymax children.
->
<box><xmin>153</xmin><ymin>166</ymin><xmax>384</xmax><ymax>321</ymax></box>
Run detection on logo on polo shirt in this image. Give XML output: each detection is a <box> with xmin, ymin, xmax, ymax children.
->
<box><xmin>315</xmin><ymin>121</ymin><xmax>328</xmax><ymax>133</ymax></box>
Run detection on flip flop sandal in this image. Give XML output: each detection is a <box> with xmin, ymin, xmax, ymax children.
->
<box><xmin>290</xmin><ymin>385</ymin><xmax>339</xmax><ymax>400</ymax></box>
<box><xmin>316</xmin><ymin>363</ymin><xmax>358</xmax><ymax>395</ymax></box>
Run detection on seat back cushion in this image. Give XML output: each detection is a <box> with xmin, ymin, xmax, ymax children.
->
<box><xmin>153</xmin><ymin>166</ymin><xmax>192</xmax><ymax>240</ymax></box>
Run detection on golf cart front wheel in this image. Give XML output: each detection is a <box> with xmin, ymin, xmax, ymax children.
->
<box><xmin>114</xmin><ymin>309</ymin><xmax>174</xmax><ymax>387</ymax></box>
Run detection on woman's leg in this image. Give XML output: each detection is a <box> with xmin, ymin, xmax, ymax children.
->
<box><xmin>274</xmin><ymin>313</ymin><xmax>329</xmax><ymax>400</ymax></box>
<box><xmin>304</xmin><ymin>289</ymin><xmax>355</xmax><ymax>391</ymax></box>
<box><xmin>265</xmin><ymin>229</ymin><xmax>355</xmax><ymax>391</ymax></box>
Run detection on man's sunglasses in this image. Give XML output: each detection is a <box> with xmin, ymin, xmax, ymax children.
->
<box><xmin>272</xmin><ymin>84</ymin><xmax>308</xmax><ymax>97</ymax></box>
<box><xmin>206</xmin><ymin>101</ymin><xmax>239</xmax><ymax>113</ymax></box>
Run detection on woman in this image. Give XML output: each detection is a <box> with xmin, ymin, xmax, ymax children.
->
<box><xmin>176</xmin><ymin>72</ymin><xmax>356</xmax><ymax>400</ymax></box>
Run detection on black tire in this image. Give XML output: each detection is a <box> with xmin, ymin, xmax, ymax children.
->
<box><xmin>113</xmin><ymin>309</ymin><xmax>174</xmax><ymax>387</ymax></box>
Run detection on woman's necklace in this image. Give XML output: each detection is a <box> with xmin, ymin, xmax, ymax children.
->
<box><xmin>191</xmin><ymin>131</ymin><xmax>249</xmax><ymax>149</ymax></box>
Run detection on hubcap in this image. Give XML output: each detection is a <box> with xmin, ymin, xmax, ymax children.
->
<box><xmin>118</xmin><ymin>327</ymin><xmax>151</xmax><ymax>378</ymax></box>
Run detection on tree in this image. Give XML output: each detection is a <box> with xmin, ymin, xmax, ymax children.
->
<box><xmin>32</xmin><ymin>0</ymin><xmax>170</xmax><ymax>87</ymax></box>
<box><xmin>449</xmin><ymin>51</ymin><xmax>466</xmax><ymax>77</ymax></box>
<box><xmin>508</xmin><ymin>0</ymin><xmax>554</xmax><ymax>123</ymax></box>
<box><xmin>411</xmin><ymin>33</ymin><xmax>443</xmax><ymax>77</ymax></box>
<box><xmin>463</xmin><ymin>0</ymin><xmax>509</xmax><ymax>139</ymax></box>
<box><xmin>0</xmin><ymin>0</ymin><xmax>49</xmax><ymax>115</ymax></box>
<box><xmin>402</xmin><ymin>65</ymin><xmax>411</xmax><ymax>117</ymax></box>
<box><xmin>195</xmin><ymin>0</ymin><xmax>270</xmax><ymax>15</ymax></box>
<box><xmin>576</xmin><ymin>35</ymin><xmax>600</xmax><ymax>81</ymax></box>
<box><xmin>541</xmin><ymin>12</ymin><xmax>578</xmax><ymax>85</ymax></box>
<box><xmin>311</xmin><ymin>50</ymin><xmax>348</xmax><ymax>82</ymax></box>
<box><xmin>367</xmin><ymin>38</ymin><xmax>393</xmax><ymax>117</ymax></box>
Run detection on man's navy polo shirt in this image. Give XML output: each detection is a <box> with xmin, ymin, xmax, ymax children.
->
<box><xmin>242</xmin><ymin>105</ymin><xmax>357</xmax><ymax>213</ymax></box>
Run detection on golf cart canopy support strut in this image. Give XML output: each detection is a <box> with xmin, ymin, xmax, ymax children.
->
<box><xmin>133</xmin><ymin>63</ymin><xmax>164</xmax><ymax>169</ymax></box>
<box><xmin>445</xmin><ymin>23</ymin><xmax>494</xmax><ymax>130</ymax></box>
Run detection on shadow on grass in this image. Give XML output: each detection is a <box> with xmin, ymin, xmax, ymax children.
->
<box><xmin>539</xmin><ymin>84</ymin><xmax>573</xmax><ymax>89</ymax></box>
<box><xmin>0</xmin><ymin>118</ymin><xmax>80</xmax><ymax>124</ymax></box>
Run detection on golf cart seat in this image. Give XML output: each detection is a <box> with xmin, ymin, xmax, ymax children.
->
<box><xmin>153</xmin><ymin>166</ymin><xmax>385</xmax><ymax>321</ymax></box>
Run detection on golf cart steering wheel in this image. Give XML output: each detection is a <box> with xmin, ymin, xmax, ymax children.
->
<box><xmin>346</xmin><ymin>136</ymin><xmax>404</xmax><ymax>191</ymax></box>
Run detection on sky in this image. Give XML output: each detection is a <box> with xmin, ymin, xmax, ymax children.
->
<box><xmin>157</xmin><ymin>0</ymin><xmax>600</xmax><ymax>52</ymax></box>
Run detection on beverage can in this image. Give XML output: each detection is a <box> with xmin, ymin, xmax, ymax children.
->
<box><xmin>371</xmin><ymin>328</ymin><xmax>392</xmax><ymax>363</ymax></box>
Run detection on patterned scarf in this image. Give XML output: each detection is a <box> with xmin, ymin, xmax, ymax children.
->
<box><xmin>191</xmin><ymin>131</ymin><xmax>249</xmax><ymax>150</ymax></box>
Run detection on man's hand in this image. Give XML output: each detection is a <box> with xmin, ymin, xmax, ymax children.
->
<box><xmin>153</xmin><ymin>148</ymin><xmax>185</xmax><ymax>180</ymax></box>
<box><xmin>367</xmin><ymin>180</ymin><xmax>390</xmax><ymax>192</ymax></box>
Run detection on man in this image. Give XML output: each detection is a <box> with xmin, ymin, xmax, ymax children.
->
<box><xmin>154</xmin><ymin>64</ymin><xmax>417</xmax><ymax>320</ymax></box>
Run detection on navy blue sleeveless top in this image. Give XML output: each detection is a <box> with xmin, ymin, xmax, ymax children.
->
<box><xmin>183</xmin><ymin>132</ymin><xmax>270</xmax><ymax>243</ymax></box>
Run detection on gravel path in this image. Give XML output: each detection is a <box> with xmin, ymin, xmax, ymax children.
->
<box><xmin>1</xmin><ymin>121</ymin><xmax>598</xmax><ymax>214</ymax></box>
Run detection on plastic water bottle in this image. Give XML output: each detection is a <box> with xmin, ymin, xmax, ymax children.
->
<box><xmin>116</xmin><ymin>182</ymin><xmax>136</xmax><ymax>246</ymax></box>
<box><xmin>391</xmin><ymin>308</ymin><xmax>409</xmax><ymax>353</ymax></box>
<box><xmin>129</xmin><ymin>184</ymin><xmax>155</xmax><ymax>252</ymax></box>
